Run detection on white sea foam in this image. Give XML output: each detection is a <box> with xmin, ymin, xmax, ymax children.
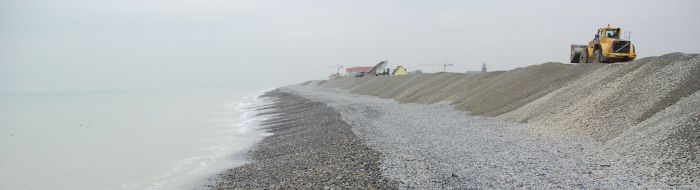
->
<box><xmin>122</xmin><ymin>92</ymin><xmax>273</xmax><ymax>190</ymax></box>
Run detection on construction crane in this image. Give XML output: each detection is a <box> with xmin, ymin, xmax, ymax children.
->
<box><xmin>422</xmin><ymin>60</ymin><xmax>454</xmax><ymax>72</ymax></box>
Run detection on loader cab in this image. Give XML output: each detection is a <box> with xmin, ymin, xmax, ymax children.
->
<box><xmin>599</xmin><ymin>27</ymin><xmax>621</xmax><ymax>39</ymax></box>
<box><xmin>596</xmin><ymin>27</ymin><xmax>622</xmax><ymax>47</ymax></box>
<box><xmin>605</xmin><ymin>28</ymin><xmax>620</xmax><ymax>39</ymax></box>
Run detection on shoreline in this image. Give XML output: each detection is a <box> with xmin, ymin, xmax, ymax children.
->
<box><xmin>207</xmin><ymin>90</ymin><xmax>397</xmax><ymax>189</ymax></box>
<box><xmin>209</xmin><ymin>83</ymin><xmax>697</xmax><ymax>189</ymax></box>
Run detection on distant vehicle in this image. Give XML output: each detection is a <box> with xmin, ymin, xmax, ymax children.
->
<box><xmin>571</xmin><ymin>25</ymin><xmax>636</xmax><ymax>63</ymax></box>
<box><xmin>367</xmin><ymin>61</ymin><xmax>389</xmax><ymax>76</ymax></box>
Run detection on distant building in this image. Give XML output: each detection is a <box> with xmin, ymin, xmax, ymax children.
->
<box><xmin>392</xmin><ymin>66</ymin><xmax>408</xmax><ymax>76</ymax></box>
<box><xmin>482</xmin><ymin>63</ymin><xmax>487</xmax><ymax>73</ymax></box>
<box><xmin>346</xmin><ymin>66</ymin><xmax>373</xmax><ymax>77</ymax></box>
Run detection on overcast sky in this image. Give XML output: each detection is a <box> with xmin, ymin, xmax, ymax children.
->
<box><xmin>1</xmin><ymin>0</ymin><xmax>699</xmax><ymax>93</ymax></box>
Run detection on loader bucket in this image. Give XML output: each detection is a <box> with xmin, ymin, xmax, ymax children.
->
<box><xmin>570</xmin><ymin>45</ymin><xmax>587</xmax><ymax>63</ymax></box>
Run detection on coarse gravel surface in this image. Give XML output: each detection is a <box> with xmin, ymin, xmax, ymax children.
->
<box><xmin>209</xmin><ymin>91</ymin><xmax>398</xmax><ymax>190</ymax></box>
<box><xmin>311</xmin><ymin>53</ymin><xmax>700</xmax><ymax>185</ymax></box>
<box><xmin>208</xmin><ymin>53</ymin><xmax>698</xmax><ymax>189</ymax></box>
<box><xmin>281</xmin><ymin>85</ymin><xmax>692</xmax><ymax>189</ymax></box>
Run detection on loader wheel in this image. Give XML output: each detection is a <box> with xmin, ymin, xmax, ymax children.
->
<box><xmin>579</xmin><ymin>50</ymin><xmax>588</xmax><ymax>63</ymax></box>
<box><xmin>593</xmin><ymin>49</ymin><xmax>604</xmax><ymax>64</ymax></box>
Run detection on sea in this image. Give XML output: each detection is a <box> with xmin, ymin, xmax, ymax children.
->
<box><xmin>0</xmin><ymin>86</ymin><xmax>273</xmax><ymax>190</ymax></box>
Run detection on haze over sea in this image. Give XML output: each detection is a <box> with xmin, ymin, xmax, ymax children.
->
<box><xmin>0</xmin><ymin>86</ymin><xmax>270</xmax><ymax>190</ymax></box>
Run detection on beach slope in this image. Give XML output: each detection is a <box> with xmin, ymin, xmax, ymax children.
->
<box><xmin>209</xmin><ymin>91</ymin><xmax>397</xmax><ymax>189</ymax></box>
<box><xmin>212</xmin><ymin>52</ymin><xmax>699</xmax><ymax>189</ymax></box>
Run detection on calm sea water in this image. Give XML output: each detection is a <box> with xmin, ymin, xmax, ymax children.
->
<box><xmin>0</xmin><ymin>87</ymin><xmax>272</xmax><ymax>190</ymax></box>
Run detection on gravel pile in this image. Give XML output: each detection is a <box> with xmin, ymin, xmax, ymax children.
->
<box><xmin>603</xmin><ymin>91</ymin><xmax>700</xmax><ymax>185</ymax></box>
<box><xmin>305</xmin><ymin>52</ymin><xmax>700</xmax><ymax>186</ymax></box>
<box><xmin>501</xmin><ymin>53</ymin><xmax>700</xmax><ymax>183</ymax></box>
<box><xmin>504</xmin><ymin>53</ymin><xmax>700</xmax><ymax>141</ymax></box>
<box><xmin>317</xmin><ymin>63</ymin><xmax>599</xmax><ymax>116</ymax></box>
<box><xmin>282</xmin><ymin>86</ymin><xmax>673</xmax><ymax>189</ymax></box>
<box><xmin>209</xmin><ymin>90</ymin><xmax>397</xmax><ymax>189</ymax></box>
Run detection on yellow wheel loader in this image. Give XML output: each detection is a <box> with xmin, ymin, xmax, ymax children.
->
<box><xmin>571</xmin><ymin>25</ymin><xmax>636</xmax><ymax>63</ymax></box>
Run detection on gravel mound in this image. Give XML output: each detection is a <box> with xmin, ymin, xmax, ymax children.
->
<box><xmin>505</xmin><ymin>53</ymin><xmax>700</xmax><ymax>141</ymax></box>
<box><xmin>306</xmin><ymin>52</ymin><xmax>700</xmax><ymax>185</ymax></box>
<box><xmin>318</xmin><ymin>63</ymin><xmax>600</xmax><ymax>116</ymax></box>
<box><xmin>282</xmin><ymin>86</ymin><xmax>672</xmax><ymax>189</ymax></box>
<box><xmin>603</xmin><ymin>91</ymin><xmax>700</xmax><ymax>185</ymax></box>
<box><xmin>210</xmin><ymin>91</ymin><xmax>397</xmax><ymax>189</ymax></box>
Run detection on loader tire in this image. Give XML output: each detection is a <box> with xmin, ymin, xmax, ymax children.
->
<box><xmin>593</xmin><ymin>49</ymin><xmax>604</xmax><ymax>64</ymax></box>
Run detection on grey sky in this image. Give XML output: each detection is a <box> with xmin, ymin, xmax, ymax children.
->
<box><xmin>1</xmin><ymin>0</ymin><xmax>699</xmax><ymax>93</ymax></box>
